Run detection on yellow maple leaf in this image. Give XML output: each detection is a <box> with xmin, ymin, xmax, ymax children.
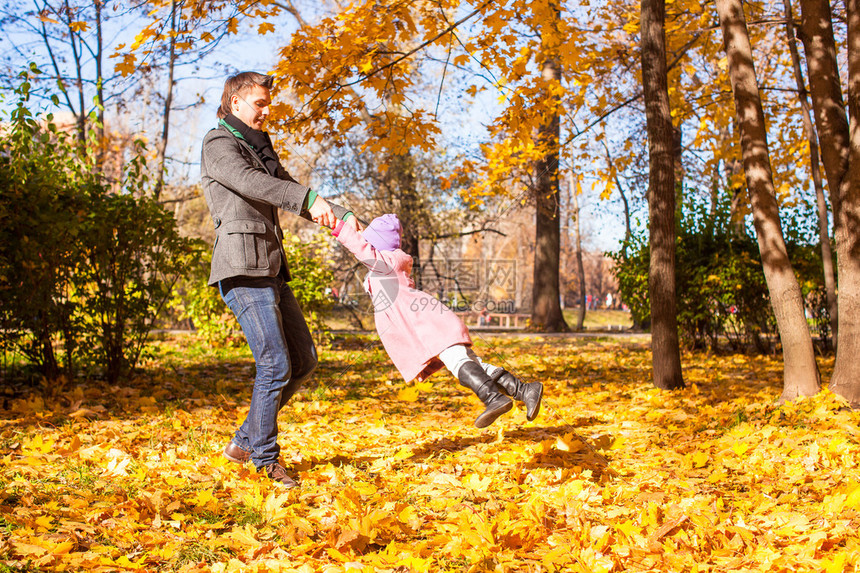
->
<box><xmin>732</xmin><ymin>442</ymin><xmax>750</xmax><ymax>456</ymax></box>
<box><xmin>397</xmin><ymin>381</ymin><xmax>432</xmax><ymax>402</ymax></box>
<box><xmin>12</xmin><ymin>540</ymin><xmax>47</xmax><ymax>557</ymax></box>
<box><xmin>23</xmin><ymin>434</ymin><xmax>54</xmax><ymax>455</ymax></box>
<box><xmin>463</xmin><ymin>473</ymin><xmax>491</xmax><ymax>492</ymax></box>
<box><xmin>822</xmin><ymin>552</ymin><xmax>847</xmax><ymax>573</ymax></box>
<box><xmin>261</xmin><ymin>492</ymin><xmax>292</xmax><ymax>524</ymax></box>
<box><xmin>34</xmin><ymin>515</ymin><xmax>53</xmax><ymax>531</ymax></box>
<box><xmin>114</xmin><ymin>555</ymin><xmax>146</xmax><ymax>570</ymax></box>
<box><xmin>52</xmin><ymin>541</ymin><xmax>74</xmax><ymax>556</ymax></box>
<box><xmin>843</xmin><ymin>484</ymin><xmax>860</xmax><ymax>509</ymax></box>
<box><xmin>397</xmin><ymin>386</ymin><xmax>420</xmax><ymax>402</ymax></box>
<box><xmin>114</xmin><ymin>54</ymin><xmax>137</xmax><ymax>77</ymax></box>
<box><xmin>192</xmin><ymin>489</ymin><xmax>215</xmax><ymax>507</ymax></box>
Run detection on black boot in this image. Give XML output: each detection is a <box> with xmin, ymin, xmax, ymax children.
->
<box><xmin>491</xmin><ymin>369</ymin><xmax>543</xmax><ymax>421</ymax></box>
<box><xmin>458</xmin><ymin>362</ymin><xmax>513</xmax><ymax>428</ymax></box>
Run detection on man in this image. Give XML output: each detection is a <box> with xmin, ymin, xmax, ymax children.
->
<box><xmin>201</xmin><ymin>71</ymin><xmax>359</xmax><ymax>487</ymax></box>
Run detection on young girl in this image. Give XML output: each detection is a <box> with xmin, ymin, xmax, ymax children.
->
<box><xmin>332</xmin><ymin>214</ymin><xmax>542</xmax><ymax>428</ymax></box>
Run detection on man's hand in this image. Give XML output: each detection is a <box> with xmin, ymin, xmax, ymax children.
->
<box><xmin>308</xmin><ymin>195</ymin><xmax>337</xmax><ymax>229</ymax></box>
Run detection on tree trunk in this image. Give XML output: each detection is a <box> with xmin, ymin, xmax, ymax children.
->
<box><xmin>673</xmin><ymin>125</ymin><xmax>684</xmax><ymax>223</ymax></box>
<box><xmin>568</xmin><ymin>171</ymin><xmax>586</xmax><ymax>331</ymax></box>
<box><xmin>37</xmin><ymin>0</ymin><xmax>79</xmax><ymax>136</ymax></box>
<box><xmin>385</xmin><ymin>152</ymin><xmax>420</xmax><ymax>252</ymax></box>
<box><xmin>783</xmin><ymin>0</ymin><xmax>838</xmax><ymax>348</ymax></box>
<box><xmin>828</xmin><ymin>0</ymin><xmax>860</xmax><ymax>405</ymax></box>
<box><xmin>95</xmin><ymin>0</ymin><xmax>105</xmax><ymax>152</ymax></box>
<box><xmin>599</xmin><ymin>137</ymin><xmax>632</xmax><ymax>257</ymax></box>
<box><xmin>798</xmin><ymin>0</ymin><xmax>850</xmax><ymax>199</ymax></box>
<box><xmin>532</xmin><ymin>2</ymin><xmax>569</xmax><ymax>333</ymax></box>
<box><xmin>640</xmin><ymin>0</ymin><xmax>684</xmax><ymax>390</ymax></box>
<box><xmin>716</xmin><ymin>0</ymin><xmax>820</xmax><ymax>400</ymax></box>
<box><xmin>154</xmin><ymin>0</ymin><xmax>178</xmax><ymax>200</ymax></box>
<box><xmin>798</xmin><ymin>0</ymin><xmax>860</xmax><ymax>405</ymax></box>
<box><xmin>62</xmin><ymin>0</ymin><xmax>87</xmax><ymax>143</ymax></box>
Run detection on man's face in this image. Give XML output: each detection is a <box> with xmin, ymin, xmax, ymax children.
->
<box><xmin>231</xmin><ymin>85</ymin><xmax>271</xmax><ymax>130</ymax></box>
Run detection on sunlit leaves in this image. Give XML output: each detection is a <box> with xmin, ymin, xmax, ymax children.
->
<box><xmin>0</xmin><ymin>335</ymin><xmax>858</xmax><ymax>571</ymax></box>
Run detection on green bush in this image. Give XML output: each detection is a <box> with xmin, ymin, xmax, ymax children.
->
<box><xmin>169</xmin><ymin>250</ymin><xmax>244</xmax><ymax>348</ymax></box>
<box><xmin>0</xmin><ymin>66</ymin><xmax>197</xmax><ymax>382</ymax></box>
<box><xmin>0</xmin><ymin>71</ymin><xmax>89</xmax><ymax>378</ymax></box>
<box><xmin>609</xmin><ymin>194</ymin><xmax>825</xmax><ymax>352</ymax></box>
<box><xmin>283</xmin><ymin>230</ymin><xmax>337</xmax><ymax>348</ymax></box>
<box><xmin>608</xmin><ymin>234</ymin><xmax>651</xmax><ymax>330</ymax></box>
<box><xmin>72</xmin><ymin>186</ymin><xmax>200</xmax><ymax>382</ymax></box>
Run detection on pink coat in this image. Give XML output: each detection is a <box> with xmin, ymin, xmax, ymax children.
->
<box><xmin>333</xmin><ymin>220</ymin><xmax>471</xmax><ymax>382</ymax></box>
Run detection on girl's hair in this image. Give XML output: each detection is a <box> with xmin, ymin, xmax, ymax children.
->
<box><xmin>217</xmin><ymin>72</ymin><xmax>274</xmax><ymax>119</ymax></box>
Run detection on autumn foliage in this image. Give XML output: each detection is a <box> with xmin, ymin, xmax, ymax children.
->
<box><xmin>1</xmin><ymin>334</ymin><xmax>857</xmax><ymax>572</ymax></box>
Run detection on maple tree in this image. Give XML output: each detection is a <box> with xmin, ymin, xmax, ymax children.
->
<box><xmin>529</xmin><ymin>0</ymin><xmax>569</xmax><ymax>332</ymax></box>
<box><xmin>1</xmin><ymin>332</ymin><xmax>859</xmax><ymax>571</ymax></box>
<box><xmin>269</xmin><ymin>0</ymin><xmax>584</xmax><ymax>331</ymax></box>
<box><xmin>714</xmin><ymin>0</ymin><xmax>820</xmax><ymax>401</ymax></box>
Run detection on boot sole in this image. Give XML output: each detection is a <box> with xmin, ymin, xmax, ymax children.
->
<box><xmin>474</xmin><ymin>400</ymin><xmax>513</xmax><ymax>428</ymax></box>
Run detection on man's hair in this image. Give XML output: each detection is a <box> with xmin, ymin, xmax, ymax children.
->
<box><xmin>218</xmin><ymin>72</ymin><xmax>274</xmax><ymax>119</ymax></box>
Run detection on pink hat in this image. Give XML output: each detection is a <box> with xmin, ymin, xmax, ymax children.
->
<box><xmin>363</xmin><ymin>214</ymin><xmax>402</xmax><ymax>252</ymax></box>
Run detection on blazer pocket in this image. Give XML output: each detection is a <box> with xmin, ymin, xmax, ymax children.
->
<box><xmin>224</xmin><ymin>219</ymin><xmax>270</xmax><ymax>270</ymax></box>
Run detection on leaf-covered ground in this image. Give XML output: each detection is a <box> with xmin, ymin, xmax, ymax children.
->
<box><xmin>1</xmin><ymin>333</ymin><xmax>858</xmax><ymax>572</ymax></box>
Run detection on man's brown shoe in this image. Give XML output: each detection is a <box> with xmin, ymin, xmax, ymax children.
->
<box><xmin>223</xmin><ymin>442</ymin><xmax>251</xmax><ymax>464</ymax></box>
<box><xmin>263</xmin><ymin>463</ymin><xmax>298</xmax><ymax>488</ymax></box>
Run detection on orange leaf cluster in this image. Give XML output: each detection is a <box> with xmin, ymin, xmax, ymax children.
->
<box><xmin>0</xmin><ymin>334</ymin><xmax>858</xmax><ymax>572</ymax></box>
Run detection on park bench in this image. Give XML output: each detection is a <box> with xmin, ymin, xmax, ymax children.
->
<box><xmin>460</xmin><ymin>311</ymin><xmax>531</xmax><ymax>330</ymax></box>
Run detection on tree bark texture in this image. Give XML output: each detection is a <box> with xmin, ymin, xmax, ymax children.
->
<box><xmin>828</xmin><ymin>0</ymin><xmax>860</xmax><ymax>405</ymax></box>
<box><xmin>716</xmin><ymin>0</ymin><xmax>820</xmax><ymax>400</ymax></box>
<box><xmin>799</xmin><ymin>0</ymin><xmax>860</xmax><ymax>404</ymax></box>
<box><xmin>63</xmin><ymin>0</ymin><xmax>87</xmax><ymax>144</ymax></box>
<box><xmin>387</xmin><ymin>151</ymin><xmax>421</xmax><ymax>264</ymax></box>
<box><xmin>798</xmin><ymin>0</ymin><xmax>850</xmax><ymax>200</ymax></box>
<box><xmin>783</xmin><ymin>0</ymin><xmax>838</xmax><ymax>347</ymax></box>
<box><xmin>600</xmin><ymin>138</ymin><xmax>632</xmax><ymax>258</ymax></box>
<box><xmin>155</xmin><ymin>0</ymin><xmax>178</xmax><ymax>200</ymax></box>
<box><xmin>568</xmin><ymin>171</ymin><xmax>587</xmax><ymax>331</ymax></box>
<box><xmin>531</xmin><ymin>3</ymin><xmax>569</xmax><ymax>333</ymax></box>
<box><xmin>94</xmin><ymin>0</ymin><xmax>105</xmax><ymax>158</ymax></box>
<box><xmin>640</xmin><ymin>0</ymin><xmax>684</xmax><ymax>389</ymax></box>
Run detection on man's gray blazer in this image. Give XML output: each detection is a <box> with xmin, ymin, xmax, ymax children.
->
<box><xmin>200</xmin><ymin>124</ymin><xmax>349</xmax><ymax>286</ymax></box>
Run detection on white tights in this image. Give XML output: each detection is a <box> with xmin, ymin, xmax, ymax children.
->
<box><xmin>437</xmin><ymin>344</ymin><xmax>503</xmax><ymax>379</ymax></box>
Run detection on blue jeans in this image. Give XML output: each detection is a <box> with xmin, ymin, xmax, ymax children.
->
<box><xmin>219</xmin><ymin>276</ymin><xmax>318</xmax><ymax>467</ymax></box>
